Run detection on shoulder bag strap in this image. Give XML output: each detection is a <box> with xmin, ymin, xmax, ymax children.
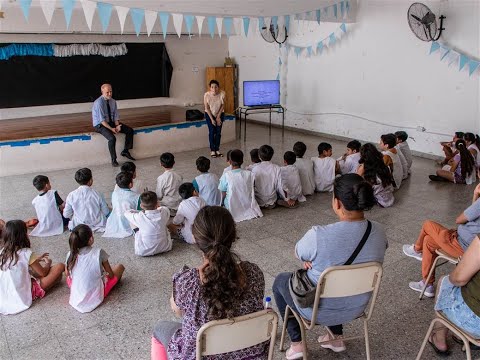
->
<box><xmin>344</xmin><ymin>220</ymin><xmax>372</xmax><ymax>266</ymax></box>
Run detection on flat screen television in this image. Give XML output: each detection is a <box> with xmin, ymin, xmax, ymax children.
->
<box><xmin>243</xmin><ymin>80</ymin><xmax>280</xmax><ymax>107</ymax></box>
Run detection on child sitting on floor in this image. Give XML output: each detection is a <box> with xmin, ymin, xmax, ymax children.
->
<box><xmin>168</xmin><ymin>183</ymin><xmax>206</xmax><ymax>244</ymax></box>
<box><xmin>65</xmin><ymin>224</ymin><xmax>125</xmax><ymax>313</ymax></box>
<box><xmin>312</xmin><ymin>142</ymin><xmax>338</xmax><ymax>192</ymax></box>
<box><xmin>279</xmin><ymin>151</ymin><xmax>305</xmax><ymax>208</ymax></box>
<box><xmin>193</xmin><ymin>156</ymin><xmax>221</xmax><ymax>206</ymax></box>
<box><xmin>124</xmin><ymin>191</ymin><xmax>172</xmax><ymax>256</ymax></box>
<box><xmin>395</xmin><ymin>131</ymin><xmax>413</xmax><ymax>174</ymax></box>
<box><xmin>337</xmin><ymin>140</ymin><xmax>362</xmax><ymax>174</ymax></box>
<box><xmin>429</xmin><ymin>139</ymin><xmax>476</xmax><ymax>184</ymax></box>
<box><xmin>439</xmin><ymin>132</ymin><xmax>464</xmax><ymax>166</ymax></box>
<box><xmin>246</xmin><ymin>148</ymin><xmax>261</xmax><ymax>171</ymax></box>
<box><xmin>251</xmin><ymin>145</ymin><xmax>285</xmax><ymax>209</ymax></box>
<box><xmin>103</xmin><ymin>172</ymin><xmax>141</xmax><ymax>238</ymax></box>
<box><xmin>380</xmin><ymin>134</ymin><xmax>403</xmax><ymax>189</ymax></box>
<box><xmin>222</xmin><ymin>150</ymin><xmax>233</xmax><ymax>175</ymax></box>
<box><xmin>219</xmin><ymin>149</ymin><xmax>263</xmax><ymax>222</ymax></box>
<box><xmin>156</xmin><ymin>152</ymin><xmax>183</xmax><ymax>214</ymax></box>
<box><xmin>63</xmin><ymin>168</ymin><xmax>110</xmax><ymax>232</ymax></box>
<box><xmin>464</xmin><ymin>132</ymin><xmax>480</xmax><ymax>178</ymax></box>
<box><xmin>114</xmin><ymin>162</ymin><xmax>146</xmax><ymax>195</ymax></box>
<box><xmin>30</xmin><ymin>175</ymin><xmax>67</xmax><ymax>237</ymax></box>
<box><xmin>0</xmin><ymin>220</ymin><xmax>64</xmax><ymax>315</ymax></box>
<box><xmin>293</xmin><ymin>141</ymin><xmax>315</xmax><ymax>196</ymax></box>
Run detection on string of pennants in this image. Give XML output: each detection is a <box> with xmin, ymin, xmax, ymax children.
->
<box><xmin>12</xmin><ymin>0</ymin><xmax>351</xmax><ymax>37</ymax></box>
<box><xmin>429</xmin><ymin>41</ymin><xmax>480</xmax><ymax>77</ymax></box>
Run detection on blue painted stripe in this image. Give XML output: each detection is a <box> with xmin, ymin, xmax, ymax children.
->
<box><xmin>0</xmin><ymin>116</ymin><xmax>235</xmax><ymax>148</ymax></box>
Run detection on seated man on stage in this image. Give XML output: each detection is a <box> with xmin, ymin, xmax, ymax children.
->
<box><xmin>92</xmin><ymin>83</ymin><xmax>135</xmax><ymax>167</ymax></box>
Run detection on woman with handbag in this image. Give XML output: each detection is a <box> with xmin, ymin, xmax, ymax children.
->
<box><xmin>272</xmin><ymin>174</ymin><xmax>388</xmax><ymax>359</ymax></box>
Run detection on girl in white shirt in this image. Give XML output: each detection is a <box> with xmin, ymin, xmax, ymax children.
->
<box><xmin>0</xmin><ymin>220</ymin><xmax>64</xmax><ymax>315</ymax></box>
<box><xmin>65</xmin><ymin>224</ymin><xmax>125</xmax><ymax>313</ymax></box>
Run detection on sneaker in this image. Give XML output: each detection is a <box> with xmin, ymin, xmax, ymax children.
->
<box><xmin>402</xmin><ymin>244</ymin><xmax>423</xmax><ymax>261</ymax></box>
<box><xmin>112</xmin><ymin>160</ymin><xmax>119</xmax><ymax>167</ymax></box>
<box><xmin>409</xmin><ymin>280</ymin><xmax>435</xmax><ymax>298</ymax></box>
<box><xmin>429</xmin><ymin>175</ymin><xmax>448</xmax><ymax>182</ymax></box>
<box><xmin>285</xmin><ymin>346</ymin><xmax>304</xmax><ymax>360</ymax></box>
<box><xmin>318</xmin><ymin>334</ymin><xmax>346</xmax><ymax>353</ymax></box>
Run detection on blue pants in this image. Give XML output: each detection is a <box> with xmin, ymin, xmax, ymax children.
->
<box><xmin>205</xmin><ymin>113</ymin><xmax>224</xmax><ymax>151</ymax></box>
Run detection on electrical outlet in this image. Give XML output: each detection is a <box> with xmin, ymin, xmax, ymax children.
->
<box><xmin>416</xmin><ymin>126</ymin><xmax>426</xmax><ymax>132</ymax></box>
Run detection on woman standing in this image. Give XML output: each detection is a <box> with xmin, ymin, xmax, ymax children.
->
<box><xmin>204</xmin><ymin>80</ymin><xmax>225</xmax><ymax>158</ymax></box>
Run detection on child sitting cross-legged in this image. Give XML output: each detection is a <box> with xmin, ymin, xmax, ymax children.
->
<box><xmin>251</xmin><ymin>145</ymin><xmax>284</xmax><ymax>209</ymax></box>
<box><xmin>222</xmin><ymin>150</ymin><xmax>234</xmax><ymax>175</ymax></box>
<box><xmin>395</xmin><ymin>131</ymin><xmax>413</xmax><ymax>175</ymax></box>
<box><xmin>246</xmin><ymin>148</ymin><xmax>261</xmax><ymax>171</ymax></box>
<box><xmin>156</xmin><ymin>152</ymin><xmax>183</xmax><ymax>215</ymax></box>
<box><xmin>114</xmin><ymin>162</ymin><xmax>146</xmax><ymax>195</ymax></box>
<box><xmin>124</xmin><ymin>191</ymin><xmax>172</xmax><ymax>257</ymax></box>
<box><xmin>380</xmin><ymin>134</ymin><xmax>403</xmax><ymax>189</ymax></box>
<box><xmin>293</xmin><ymin>141</ymin><xmax>315</xmax><ymax>196</ymax></box>
<box><xmin>278</xmin><ymin>151</ymin><xmax>305</xmax><ymax>208</ymax></box>
<box><xmin>312</xmin><ymin>142</ymin><xmax>339</xmax><ymax>192</ymax></box>
<box><xmin>337</xmin><ymin>140</ymin><xmax>362</xmax><ymax>174</ymax></box>
<box><xmin>193</xmin><ymin>156</ymin><xmax>221</xmax><ymax>206</ymax></box>
<box><xmin>429</xmin><ymin>139</ymin><xmax>476</xmax><ymax>184</ymax></box>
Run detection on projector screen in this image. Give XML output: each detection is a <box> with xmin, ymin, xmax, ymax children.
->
<box><xmin>243</xmin><ymin>80</ymin><xmax>280</xmax><ymax>107</ymax></box>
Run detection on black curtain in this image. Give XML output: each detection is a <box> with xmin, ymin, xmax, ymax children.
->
<box><xmin>0</xmin><ymin>43</ymin><xmax>173</xmax><ymax>108</ymax></box>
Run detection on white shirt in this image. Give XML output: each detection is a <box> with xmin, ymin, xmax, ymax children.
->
<box><xmin>103</xmin><ymin>188</ymin><xmax>139</xmax><ymax>238</ymax></box>
<box><xmin>312</xmin><ymin>157</ymin><xmax>337</xmax><ymax>192</ymax></box>
<box><xmin>30</xmin><ymin>190</ymin><xmax>64</xmax><ymax>237</ymax></box>
<box><xmin>294</xmin><ymin>157</ymin><xmax>315</xmax><ymax>196</ymax></box>
<box><xmin>124</xmin><ymin>207</ymin><xmax>172</xmax><ymax>256</ymax></box>
<box><xmin>251</xmin><ymin>161</ymin><xmax>284</xmax><ymax>207</ymax></box>
<box><xmin>338</xmin><ymin>153</ymin><xmax>361</xmax><ymax>174</ymax></box>
<box><xmin>0</xmin><ymin>248</ymin><xmax>33</xmax><ymax>315</ymax></box>
<box><xmin>222</xmin><ymin>165</ymin><xmax>232</xmax><ymax>176</ymax></box>
<box><xmin>156</xmin><ymin>169</ymin><xmax>183</xmax><ymax>211</ymax></box>
<box><xmin>173</xmin><ymin>197</ymin><xmax>207</xmax><ymax>244</ymax></box>
<box><xmin>246</xmin><ymin>163</ymin><xmax>260</xmax><ymax>171</ymax></box>
<box><xmin>195</xmin><ymin>173</ymin><xmax>221</xmax><ymax>206</ymax></box>
<box><xmin>63</xmin><ymin>186</ymin><xmax>109</xmax><ymax>232</ymax></box>
<box><xmin>114</xmin><ymin>178</ymin><xmax>146</xmax><ymax>195</ymax></box>
<box><xmin>281</xmin><ymin>165</ymin><xmax>306</xmax><ymax>202</ymax></box>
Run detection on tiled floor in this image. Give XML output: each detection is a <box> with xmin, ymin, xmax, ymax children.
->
<box><xmin>0</xmin><ymin>123</ymin><xmax>475</xmax><ymax>360</ymax></box>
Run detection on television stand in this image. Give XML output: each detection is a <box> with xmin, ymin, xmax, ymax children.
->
<box><xmin>236</xmin><ymin>105</ymin><xmax>285</xmax><ymax>142</ymax></box>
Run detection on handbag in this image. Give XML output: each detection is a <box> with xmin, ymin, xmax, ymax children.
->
<box><xmin>289</xmin><ymin>220</ymin><xmax>372</xmax><ymax>308</ymax></box>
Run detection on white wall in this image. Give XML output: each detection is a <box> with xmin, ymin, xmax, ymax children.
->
<box><xmin>229</xmin><ymin>0</ymin><xmax>480</xmax><ymax>157</ymax></box>
<box><xmin>0</xmin><ymin>6</ymin><xmax>228</xmax><ymax>119</ymax></box>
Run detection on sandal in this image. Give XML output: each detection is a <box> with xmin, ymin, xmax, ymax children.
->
<box><xmin>216</xmin><ymin>151</ymin><xmax>224</xmax><ymax>157</ymax></box>
<box><xmin>428</xmin><ymin>332</ymin><xmax>450</xmax><ymax>356</ymax></box>
<box><xmin>210</xmin><ymin>151</ymin><xmax>217</xmax><ymax>158</ymax></box>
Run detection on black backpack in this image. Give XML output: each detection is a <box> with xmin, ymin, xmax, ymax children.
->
<box><xmin>186</xmin><ymin>109</ymin><xmax>204</xmax><ymax>121</ymax></box>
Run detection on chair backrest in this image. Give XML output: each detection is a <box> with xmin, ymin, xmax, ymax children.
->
<box><xmin>195</xmin><ymin>309</ymin><xmax>278</xmax><ymax>359</ymax></box>
<box><xmin>309</xmin><ymin>262</ymin><xmax>383</xmax><ymax>326</ymax></box>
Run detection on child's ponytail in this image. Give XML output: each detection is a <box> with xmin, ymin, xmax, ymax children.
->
<box><xmin>67</xmin><ymin>224</ymin><xmax>92</xmax><ymax>273</ymax></box>
<box><xmin>455</xmin><ymin>139</ymin><xmax>475</xmax><ymax>179</ymax></box>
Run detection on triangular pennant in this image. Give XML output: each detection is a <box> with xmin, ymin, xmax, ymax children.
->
<box><xmin>317</xmin><ymin>41</ymin><xmax>324</xmax><ymax>54</ymax></box>
<box><xmin>439</xmin><ymin>46</ymin><xmax>450</xmax><ymax>61</ymax></box>
<box><xmin>216</xmin><ymin>17</ymin><xmax>223</xmax><ymax>38</ymax></box>
<box><xmin>131</xmin><ymin>8</ymin><xmax>145</xmax><ymax>36</ymax></box>
<box><xmin>184</xmin><ymin>15</ymin><xmax>194</xmax><ymax>35</ymax></box>
<box><xmin>207</xmin><ymin>16</ymin><xmax>216</xmax><ymax>38</ymax></box>
<box><xmin>250</xmin><ymin>17</ymin><xmax>259</xmax><ymax>36</ymax></box>
<box><xmin>62</xmin><ymin>0</ymin><xmax>75</xmax><ymax>29</ymax></box>
<box><xmin>329</xmin><ymin>33</ymin><xmax>336</xmax><ymax>46</ymax></box>
<box><xmin>276</xmin><ymin>73</ymin><xmax>280</xmax><ymax>80</ymax></box>
<box><xmin>333</xmin><ymin>4</ymin><xmax>338</xmax><ymax>18</ymax></box>
<box><xmin>340</xmin><ymin>23</ymin><xmax>347</xmax><ymax>33</ymax></box>
<box><xmin>243</xmin><ymin>17</ymin><xmax>250</xmax><ymax>36</ymax></box>
<box><xmin>40</xmin><ymin>0</ymin><xmax>56</xmax><ymax>25</ymax></box>
<box><xmin>233</xmin><ymin>17</ymin><xmax>243</xmax><ymax>36</ymax></box>
<box><xmin>294</xmin><ymin>47</ymin><xmax>302</xmax><ymax>58</ymax></box>
<box><xmin>323</xmin><ymin>6</ymin><xmax>329</xmax><ymax>18</ymax></box>
<box><xmin>316</xmin><ymin>9</ymin><xmax>321</xmax><ymax>24</ymax></box>
<box><xmin>279</xmin><ymin>57</ymin><xmax>282</xmax><ymax>65</ymax></box>
<box><xmin>305</xmin><ymin>11</ymin><xmax>311</xmax><ymax>20</ymax></box>
<box><xmin>97</xmin><ymin>2</ymin><xmax>113</xmax><ymax>33</ymax></box>
<box><xmin>459</xmin><ymin>54</ymin><xmax>470</xmax><ymax>71</ymax></box>
<box><xmin>115</xmin><ymin>5</ymin><xmax>129</xmax><ymax>34</ymax></box>
<box><xmin>0</xmin><ymin>0</ymin><xmax>3</xmax><ymax>10</ymax></box>
<box><xmin>172</xmin><ymin>13</ymin><xmax>183</xmax><ymax>37</ymax></box>
<box><xmin>19</xmin><ymin>0</ymin><xmax>32</xmax><ymax>20</ymax></box>
<box><xmin>271</xmin><ymin>16</ymin><xmax>278</xmax><ymax>29</ymax></box>
<box><xmin>468</xmin><ymin>60</ymin><xmax>480</xmax><ymax>76</ymax></box>
<box><xmin>447</xmin><ymin>51</ymin><xmax>460</xmax><ymax>67</ymax></box>
<box><xmin>264</xmin><ymin>17</ymin><xmax>271</xmax><ymax>30</ymax></box>
<box><xmin>346</xmin><ymin>0</ymin><xmax>350</xmax><ymax>13</ymax></box>
<box><xmin>159</xmin><ymin>12</ymin><xmax>170</xmax><ymax>39</ymax></box>
<box><xmin>145</xmin><ymin>10</ymin><xmax>157</xmax><ymax>36</ymax></box>
<box><xmin>307</xmin><ymin>46</ymin><xmax>313</xmax><ymax>57</ymax></box>
<box><xmin>285</xmin><ymin>15</ymin><xmax>290</xmax><ymax>32</ymax></box>
<box><xmin>429</xmin><ymin>41</ymin><xmax>440</xmax><ymax>54</ymax></box>
<box><xmin>258</xmin><ymin>17</ymin><xmax>265</xmax><ymax>32</ymax></box>
<box><xmin>196</xmin><ymin>15</ymin><xmax>205</xmax><ymax>36</ymax></box>
<box><xmin>223</xmin><ymin>17</ymin><xmax>233</xmax><ymax>37</ymax></box>
<box><xmin>340</xmin><ymin>1</ymin><xmax>345</xmax><ymax>18</ymax></box>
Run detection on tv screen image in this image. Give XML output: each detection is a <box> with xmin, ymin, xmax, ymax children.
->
<box><xmin>243</xmin><ymin>80</ymin><xmax>280</xmax><ymax>107</ymax></box>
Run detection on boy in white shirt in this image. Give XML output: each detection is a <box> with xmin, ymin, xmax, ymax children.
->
<box><xmin>252</xmin><ymin>144</ymin><xmax>285</xmax><ymax>209</ymax></box>
<box><xmin>124</xmin><ymin>191</ymin><xmax>172</xmax><ymax>256</ymax></box>
<box><xmin>222</xmin><ymin>150</ymin><xmax>233</xmax><ymax>175</ymax></box>
<box><xmin>63</xmin><ymin>168</ymin><xmax>110</xmax><ymax>232</ymax></box>
<box><xmin>246</xmin><ymin>148</ymin><xmax>261</xmax><ymax>171</ymax></box>
<box><xmin>30</xmin><ymin>175</ymin><xmax>67</xmax><ymax>237</ymax></box>
<box><xmin>395</xmin><ymin>131</ymin><xmax>413</xmax><ymax>174</ymax></box>
<box><xmin>156</xmin><ymin>152</ymin><xmax>183</xmax><ymax>214</ymax></box>
<box><xmin>114</xmin><ymin>162</ymin><xmax>146</xmax><ymax>194</ymax></box>
<box><xmin>312</xmin><ymin>142</ymin><xmax>339</xmax><ymax>192</ymax></box>
<box><xmin>193</xmin><ymin>156</ymin><xmax>221</xmax><ymax>206</ymax></box>
<box><xmin>337</xmin><ymin>140</ymin><xmax>362</xmax><ymax>174</ymax></box>
<box><xmin>103</xmin><ymin>172</ymin><xmax>140</xmax><ymax>238</ymax></box>
<box><xmin>292</xmin><ymin>142</ymin><xmax>315</xmax><ymax>196</ymax></box>
<box><xmin>278</xmin><ymin>151</ymin><xmax>305</xmax><ymax>208</ymax></box>
<box><xmin>167</xmin><ymin>183</ymin><xmax>206</xmax><ymax>244</ymax></box>
<box><xmin>218</xmin><ymin>149</ymin><xmax>263</xmax><ymax>222</ymax></box>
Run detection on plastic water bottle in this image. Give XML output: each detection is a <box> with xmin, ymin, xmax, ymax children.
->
<box><xmin>264</xmin><ymin>296</ymin><xmax>272</xmax><ymax>309</ymax></box>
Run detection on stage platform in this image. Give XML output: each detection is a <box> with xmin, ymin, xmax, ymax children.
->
<box><xmin>0</xmin><ymin>106</ymin><xmax>235</xmax><ymax>177</ymax></box>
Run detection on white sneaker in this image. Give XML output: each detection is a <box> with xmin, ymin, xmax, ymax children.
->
<box><xmin>285</xmin><ymin>346</ymin><xmax>304</xmax><ymax>359</ymax></box>
<box><xmin>318</xmin><ymin>334</ymin><xmax>346</xmax><ymax>353</ymax></box>
<box><xmin>403</xmin><ymin>244</ymin><xmax>423</xmax><ymax>261</ymax></box>
<box><xmin>409</xmin><ymin>280</ymin><xmax>435</xmax><ymax>298</ymax></box>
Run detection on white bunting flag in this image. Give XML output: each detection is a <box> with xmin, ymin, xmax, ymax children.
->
<box><xmin>80</xmin><ymin>0</ymin><xmax>96</xmax><ymax>30</ymax></box>
<box><xmin>216</xmin><ymin>17</ymin><xmax>223</xmax><ymax>38</ymax></box>
<box><xmin>0</xmin><ymin>0</ymin><xmax>3</xmax><ymax>10</ymax></box>
<box><xmin>233</xmin><ymin>17</ymin><xmax>242</xmax><ymax>36</ymax></box>
<box><xmin>196</xmin><ymin>15</ymin><xmax>205</xmax><ymax>36</ymax></box>
<box><xmin>172</xmin><ymin>13</ymin><xmax>183</xmax><ymax>37</ymax></box>
<box><xmin>145</xmin><ymin>10</ymin><xmax>157</xmax><ymax>36</ymax></box>
<box><xmin>115</xmin><ymin>5</ymin><xmax>129</xmax><ymax>34</ymax></box>
<box><xmin>40</xmin><ymin>0</ymin><xmax>56</xmax><ymax>25</ymax></box>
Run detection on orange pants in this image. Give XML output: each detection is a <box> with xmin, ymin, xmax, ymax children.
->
<box><xmin>414</xmin><ymin>220</ymin><xmax>464</xmax><ymax>284</ymax></box>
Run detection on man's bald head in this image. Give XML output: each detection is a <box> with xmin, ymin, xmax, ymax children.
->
<box><xmin>101</xmin><ymin>84</ymin><xmax>113</xmax><ymax>99</ymax></box>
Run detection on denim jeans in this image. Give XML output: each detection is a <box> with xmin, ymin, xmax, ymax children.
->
<box><xmin>205</xmin><ymin>112</ymin><xmax>224</xmax><ymax>151</ymax></box>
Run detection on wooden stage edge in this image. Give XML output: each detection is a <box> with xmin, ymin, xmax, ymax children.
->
<box><xmin>0</xmin><ymin>106</ymin><xmax>205</xmax><ymax>142</ymax></box>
